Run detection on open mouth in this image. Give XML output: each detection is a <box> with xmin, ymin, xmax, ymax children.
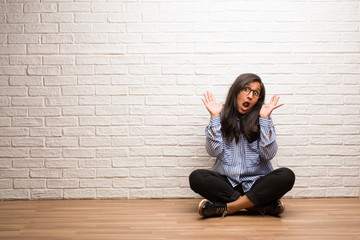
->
<box><xmin>241</xmin><ymin>102</ymin><xmax>250</xmax><ymax>112</ymax></box>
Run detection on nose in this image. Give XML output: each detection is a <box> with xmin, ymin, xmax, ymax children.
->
<box><xmin>247</xmin><ymin>91</ymin><xmax>254</xmax><ymax>99</ymax></box>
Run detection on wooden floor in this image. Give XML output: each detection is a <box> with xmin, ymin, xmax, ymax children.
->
<box><xmin>0</xmin><ymin>198</ymin><xmax>359</xmax><ymax>240</ymax></box>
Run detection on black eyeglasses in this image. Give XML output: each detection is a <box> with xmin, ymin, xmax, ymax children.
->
<box><xmin>241</xmin><ymin>87</ymin><xmax>260</xmax><ymax>99</ymax></box>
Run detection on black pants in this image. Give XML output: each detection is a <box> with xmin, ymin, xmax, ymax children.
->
<box><xmin>189</xmin><ymin>168</ymin><xmax>295</xmax><ymax>207</ymax></box>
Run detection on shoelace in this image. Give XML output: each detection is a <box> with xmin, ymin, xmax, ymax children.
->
<box><xmin>221</xmin><ymin>210</ymin><xmax>228</xmax><ymax>219</ymax></box>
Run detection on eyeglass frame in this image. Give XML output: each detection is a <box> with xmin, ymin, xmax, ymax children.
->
<box><xmin>240</xmin><ymin>87</ymin><xmax>261</xmax><ymax>99</ymax></box>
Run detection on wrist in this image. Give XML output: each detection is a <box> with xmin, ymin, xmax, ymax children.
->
<box><xmin>211</xmin><ymin>113</ymin><xmax>220</xmax><ymax>119</ymax></box>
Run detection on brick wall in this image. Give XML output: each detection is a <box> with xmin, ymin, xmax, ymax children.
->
<box><xmin>0</xmin><ymin>0</ymin><xmax>359</xmax><ymax>200</ymax></box>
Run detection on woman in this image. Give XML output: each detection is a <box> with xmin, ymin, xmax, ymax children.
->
<box><xmin>189</xmin><ymin>73</ymin><xmax>295</xmax><ymax>218</ymax></box>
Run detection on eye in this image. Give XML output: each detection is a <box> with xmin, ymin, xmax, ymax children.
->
<box><xmin>254</xmin><ymin>91</ymin><xmax>260</xmax><ymax>97</ymax></box>
<box><xmin>243</xmin><ymin>87</ymin><xmax>249</xmax><ymax>92</ymax></box>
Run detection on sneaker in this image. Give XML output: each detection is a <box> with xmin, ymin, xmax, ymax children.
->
<box><xmin>257</xmin><ymin>199</ymin><xmax>285</xmax><ymax>216</ymax></box>
<box><xmin>198</xmin><ymin>199</ymin><xmax>228</xmax><ymax>218</ymax></box>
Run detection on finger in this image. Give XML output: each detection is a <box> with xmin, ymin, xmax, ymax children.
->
<box><xmin>273</xmin><ymin>103</ymin><xmax>284</xmax><ymax>110</ymax></box>
<box><xmin>203</xmin><ymin>92</ymin><xmax>209</xmax><ymax>103</ymax></box>
<box><xmin>271</xmin><ymin>95</ymin><xmax>280</xmax><ymax>105</ymax></box>
<box><xmin>208</xmin><ymin>91</ymin><xmax>215</xmax><ymax>102</ymax></box>
<box><xmin>219</xmin><ymin>102</ymin><xmax>224</xmax><ymax>109</ymax></box>
<box><xmin>201</xmin><ymin>97</ymin><xmax>206</xmax><ymax>106</ymax></box>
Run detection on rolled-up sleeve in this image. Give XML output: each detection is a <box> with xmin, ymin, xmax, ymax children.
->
<box><xmin>259</xmin><ymin>117</ymin><xmax>278</xmax><ymax>160</ymax></box>
<box><xmin>205</xmin><ymin>116</ymin><xmax>224</xmax><ymax>157</ymax></box>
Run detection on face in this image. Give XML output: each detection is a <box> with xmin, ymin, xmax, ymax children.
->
<box><xmin>237</xmin><ymin>81</ymin><xmax>261</xmax><ymax>115</ymax></box>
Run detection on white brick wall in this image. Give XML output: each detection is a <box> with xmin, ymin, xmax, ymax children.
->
<box><xmin>0</xmin><ymin>0</ymin><xmax>359</xmax><ymax>200</ymax></box>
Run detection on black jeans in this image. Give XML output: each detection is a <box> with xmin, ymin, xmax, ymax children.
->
<box><xmin>189</xmin><ymin>168</ymin><xmax>295</xmax><ymax>207</ymax></box>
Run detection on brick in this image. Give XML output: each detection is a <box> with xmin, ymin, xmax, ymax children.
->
<box><xmin>61</xmin><ymin>66</ymin><xmax>94</xmax><ymax>75</ymax></box>
<box><xmin>327</xmin><ymin>187</ymin><xmax>358</xmax><ymax>197</ymax></box>
<box><xmin>58</xmin><ymin>3</ymin><xmax>90</xmax><ymax>12</ymax></box>
<box><xmin>79</xmin><ymin>159</ymin><xmax>111</xmax><ymax>168</ymax></box>
<box><xmin>96</xmin><ymin>148</ymin><xmax>129</xmax><ymax>158</ymax></box>
<box><xmin>46</xmin><ymin>117</ymin><xmax>77</xmax><ymax>127</ymax></box>
<box><xmin>63</xmin><ymin>169</ymin><xmax>95</xmax><ymax>178</ymax></box>
<box><xmin>0</xmin><ymin>138</ymin><xmax>10</xmax><ymax>147</ymax></box>
<box><xmin>25</xmin><ymin>24</ymin><xmax>58</xmax><ymax>33</ymax></box>
<box><xmin>80</xmin><ymin>137</ymin><xmax>111</xmax><ymax>147</ymax></box>
<box><xmin>13</xmin><ymin>159</ymin><xmax>44</xmax><ymax>168</ymax></box>
<box><xmin>112</xmin><ymin>157</ymin><xmax>145</xmax><ymax>168</ymax></box>
<box><xmin>60</xmin><ymin>44</ymin><xmax>92</xmax><ymax>54</ymax></box>
<box><xmin>130</xmin><ymin>189</ymin><xmax>162</xmax><ymax>199</ymax></box>
<box><xmin>12</xmin><ymin>137</ymin><xmax>44</xmax><ymax>147</ymax></box>
<box><xmin>130</xmin><ymin>147</ymin><xmax>163</xmax><ymax>157</ymax></box>
<box><xmin>79</xmin><ymin>96</ymin><xmax>111</xmax><ymax>105</ymax></box>
<box><xmin>29</xmin><ymin>107</ymin><xmax>61</xmax><ymax>117</ymax></box>
<box><xmin>79</xmin><ymin>116</ymin><xmax>111</xmax><ymax>126</ymax></box>
<box><xmin>112</xmin><ymin>116</ymin><xmax>143</xmax><ymax>126</ymax></box>
<box><xmin>45</xmin><ymin>97</ymin><xmax>77</xmax><ymax>106</ymax></box>
<box><xmin>28</xmin><ymin>66</ymin><xmax>60</xmax><ymax>76</ymax></box>
<box><xmin>45</xmin><ymin>159</ymin><xmax>78</xmax><ymax>168</ymax></box>
<box><xmin>146</xmin><ymin>157</ymin><xmax>177</xmax><ymax>167</ymax></box>
<box><xmin>0</xmin><ymin>169</ymin><xmax>28</xmax><ymax>178</ymax></box>
<box><xmin>0</xmin><ymin>179</ymin><xmax>12</xmax><ymax>189</ymax></box>
<box><xmin>64</xmin><ymin>189</ymin><xmax>96</xmax><ymax>199</ymax></box>
<box><xmin>75</xmin><ymin>34</ymin><xmax>108</xmax><ymax>45</ymax></box>
<box><xmin>46</xmin><ymin>137</ymin><xmax>78</xmax><ymax>147</ymax></box>
<box><xmin>0</xmin><ymin>117</ymin><xmax>10</xmax><ymax>127</ymax></box>
<box><xmin>0</xmin><ymin>189</ymin><xmax>29</xmax><ymax>200</ymax></box>
<box><xmin>96</xmin><ymin>168</ymin><xmax>128</xmax><ymax>178</ymax></box>
<box><xmin>60</xmin><ymin>23</ymin><xmax>92</xmax><ymax>33</ymax></box>
<box><xmin>96</xmin><ymin>127</ymin><xmax>128</xmax><ymax>136</ymax></box>
<box><xmin>0</xmin><ymin>148</ymin><xmax>28</xmax><ymax>158</ymax></box>
<box><xmin>146</xmin><ymin>178</ymin><xmax>179</xmax><ymax>188</ymax></box>
<box><xmin>31</xmin><ymin>148</ymin><xmax>61</xmax><ymax>158</ymax></box>
<box><xmin>47</xmin><ymin>179</ymin><xmax>79</xmax><ymax>189</ymax></box>
<box><xmin>63</xmin><ymin>127</ymin><xmax>95</xmax><ymax>136</ymax></box>
<box><xmin>31</xmin><ymin>190</ymin><xmax>62</xmax><ymax>199</ymax></box>
<box><xmin>42</xmin><ymin>34</ymin><xmax>73</xmax><ymax>44</ymax></box>
<box><xmin>24</xmin><ymin>3</ymin><xmax>57</xmax><ymax>13</ymax></box>
<box><xmin>42</xmin><ymin>13</ymin><xmax>73</xmax><ymax>23</ymax></box>
<box><xmin>30</xmin><ymin>128</ymin><xmax>61</xmax><ymax>137</ymax></box>
<box><xmin>80</xmin><ymin>179</ymin><xmax>111</xmax><ymax>188</ymax></box>
<box><xmin>78</xmin><ymin>76</ymin><xmax>110</xmax><ymax>85</ymax></box>
<box><xmin>130</xmin><ymin>168</ymin><xmax>162</xmax><ymax>178</ymax></box>
<box><xmin>113</xmin><ymin>178</ymin><xmax>144</xmax><ymax>188</ymax></box>
<box><xmin>44</xmin><ymin>76</ymin><xmax>77</xmax><ymax>86</ymax></box>
<box><xmin>96</xmin><ymin>189</ymin><xmax>129</xmax><ymax>199</ymax></box>
<box><xmin>8</xmin><ymin>34</ymin><xmax>40</xmax><ymax>44</ymax></box>
<box><xmin>14</xmin><ymin>179</ymin><xmax>46</xmax><ymax>189</ymax></box>
<box><xmin>75</xmin><ymin>13</ymin><xmax>106</xmax><ymax>23</ymax></box>
<box><xmin>30</xmin><ymin>169</ymin><xmax>62</xmax><ymax>178</ymax></box>
<box><xmin>112</xmin><ymin>137</ymin><xmax>144</xmax><ymax>147</ymax></box>
<box><xmin>10</xmin><ymin>76</ymin><xmax>42</xmax><ymax>86</ymax></box>
<box><xmin>0</xmin><ymin>87</ymin><xmax>26</xmax><ymax>96</ymax></box>
<box><xmin>94</xmin><ymin>62</ymin><xmax>128</xmax><ymax>73</ymax></box>
<box><xmin>62</xmin><ymin>86</ymin><xmax>94</xmax><ymax>96</ymax></box>
<box><xmin>63</xmin><ymin>149</ymin><xmax>95</xmax><ymax>158</ymax></box>
<box><xmin>62</xmin><ymin>106</ymin><xmax>94</xmax><ymax>116</ymax></box>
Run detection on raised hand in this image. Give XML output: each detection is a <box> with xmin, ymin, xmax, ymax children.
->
<box><xmin>260</xmin><ymin>95</ymin><xmax>284</xmax><ymax>119</ymax></box>
<box><xmin>201</xmin><ymin>91</ymin><xmax>224</xmax><ymax>119</ymax></box>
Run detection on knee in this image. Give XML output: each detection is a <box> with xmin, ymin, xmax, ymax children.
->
<box><xmin>189</xmin><ymin>169</ymin><xmax>205</xmax><ymax>191</ymax></box>
<box><xmin>280</xmin><ymin>167</ymin><xmax>296</xmax><ymax>190</ymax></box>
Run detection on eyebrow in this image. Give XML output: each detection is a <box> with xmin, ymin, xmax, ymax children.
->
<box><xmin>244</xmin><ymin>85</ymin><xmax>261</xmax><ymax>91</ymax></box>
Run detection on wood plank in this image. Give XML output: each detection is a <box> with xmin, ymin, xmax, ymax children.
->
<box><xmin>0</xmin><ymin>198</ymin><xmax>359</xmax><ymax>240</ymax></box>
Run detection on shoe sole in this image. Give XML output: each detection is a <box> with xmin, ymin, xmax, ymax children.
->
<box><xmin>198</xmin><ymin>199</ymin><xmax>209</xmax><ymax>217</ymax></box>
<box><xmin>277</xmin><ymin>199</ymin><xmax>285</xmax><ymax>214</ymax></box>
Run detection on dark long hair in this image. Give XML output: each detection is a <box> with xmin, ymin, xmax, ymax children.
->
<box><xmin>221</xmin><ymin>73</ymin><xmax>266</xmax><ymax>143</ymax></box>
